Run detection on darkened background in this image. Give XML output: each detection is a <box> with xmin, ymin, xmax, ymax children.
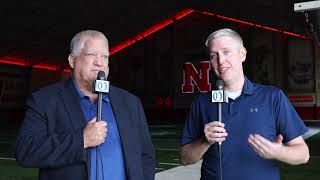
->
<box><xmin>0</xmin><ymin>0</ymin><xmax>319</xmax><ymax>125</ymax></box>
<box><xmin>1</xmin><ymin>2</ymin><xmax>319</xmax><ymax>179</ymax></box>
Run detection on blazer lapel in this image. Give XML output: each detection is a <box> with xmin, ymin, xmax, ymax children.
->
<box><xmin>108</xmin><ymin>86</ymin><xmax>133</xmax><ymax>174</ymax></box>
<box><xmin>58</xmin><ymin>78</ymin><xmax>91</xmax><ymax>179</ymax></box>
<box><xmin>59</xmin><ymin>79</ymin><xmax>87</xmax><ymax>129</ymax></box>
<box><xmin>109</xmin><ymin>86</ymin><xmax>131</xmax><ymax>142</ymax></box>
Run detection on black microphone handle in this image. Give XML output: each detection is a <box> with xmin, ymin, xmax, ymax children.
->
<box><xmin>96</xmin><ymin>92</ymin><xmax>103</xmax><ymax>180</ymax></box>
<box><xmin>96</xmin><ymin>71</ymin><xmax>106</xmax><ymax>180</ymax></box>
<box><xmin>216</xmin><ymin>80</ymin><xmax>223</xmax><ymax>180</ymax></box>
<box><xmin>218</xmin><ymin>102</ymin><xmax>222</xmax><ymax>123</ymax></box>
<box><xmin>216</xmin><ymin>79</ymin><xmax>224</xmax><ymax>123</ymax></box>
<box><xmin>218</xmin><ymin>102</ymin><xmax>223</xmax><ymax>180</ymax></box>
<box><xmin>97</xmin><ymin>92</ymin><xmax>103</xmax><ymax>121</ymax></box>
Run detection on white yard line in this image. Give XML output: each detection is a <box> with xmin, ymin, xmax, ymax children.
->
<box><xmin>303</xmin><ymin>120</ymin><xmax>320</xmax><ymax>122</ymax></box>
<box><xmin>159</xmin><ymin>162</ymin><xmax>180</xmax><ymax>166</ymax></box>
<box><xmin>0</xmin><ymin>157</ymin><xmax>16</xmax><ymax>161</ymax></box>
<box><xmin>156</xmin><ymin>160</ymin><xmax>202</xmax><ymax>180</ymax></box>
<box><xmin>156</xmin><ymin>148</ymin><xmax>178</xmax><ymax>151</ymax></box>
<box><xmin>151</xmin><ymin>132</ymin><xmax>177</xmax><ymax>136</ymax></box>
<box><xmin>310</xmin><ymin>156</ymin><xmax>320</xmax><ymax>159</ymax></box>
<box><xmin>303</xmin><ymin>127</ymin><xmax>320</xmax><ymax>139</ymax></box>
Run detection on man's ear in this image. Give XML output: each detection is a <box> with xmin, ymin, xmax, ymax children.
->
<box><xmin>240</xmin><ymin>47</ymin><xmax>247</xmax><ymax>62</ymax></box>
<box><xmin>68</xmin><ymin>54</ymin><xmax>76</xmax><ymax>69</ymax></box>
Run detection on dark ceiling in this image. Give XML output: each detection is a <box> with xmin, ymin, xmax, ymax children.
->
<box><xmin>0</xmin><ymin>0</ymin><xmax>310</xmax><ymax>68</ymax></box>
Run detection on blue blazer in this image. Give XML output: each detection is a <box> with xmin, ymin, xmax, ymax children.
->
<box><xmin>15</xmin><ymin>78</ymin><xmax>155</xmax><ymax>180</ymax></box>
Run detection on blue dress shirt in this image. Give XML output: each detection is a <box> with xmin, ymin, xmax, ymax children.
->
<box><xmin>72</xmin><ymin>79</ymin><xmax>126</xmax><ymax>180</ymax></box>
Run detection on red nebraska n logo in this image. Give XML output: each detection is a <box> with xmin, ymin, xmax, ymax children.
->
<box><xmin>182</xmin><ymin>61</ymin><xmax>211</xmax><ymax>93</ymax></box>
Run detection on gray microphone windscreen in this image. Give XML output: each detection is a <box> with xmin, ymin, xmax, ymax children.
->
<box><xmin>216</xmin><ymin>79</ymin><xmax>224</xmax><ymax>90</ymax></box>
<box><xmin>97</xmin><ymin>71</ymin><xmax>106</xmax><ymax>80</ymax></box>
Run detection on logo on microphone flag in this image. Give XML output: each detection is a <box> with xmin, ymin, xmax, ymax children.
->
<box><xmin>95</xmin><ymin>80</ymin><xmax>110</xmax><ymax>93</ymax></box>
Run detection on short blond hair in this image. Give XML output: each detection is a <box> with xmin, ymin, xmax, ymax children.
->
<box><xmin>205</xmin><ymin>28</ymin><xmax>243</xmax><ymax>47</ymax></box>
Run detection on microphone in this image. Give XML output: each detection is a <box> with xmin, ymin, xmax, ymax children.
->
<box><xmin>94</xmin><ymin>71</ymin><xmax>110</xmax><ymax>122</ymax></box>
<box><xmin>93</xmin><ymin>71</ymin><xmax>110</xmax><ymax>180</ymax></box>
<box><xmin>211</xmin><ymin>80</ymin><xmax>228</xmax><ymax>104</ymax></box>
<box><xmin>212</xmin><ymin>80</ymin><xmax>227</xmax><ymax>127</ymax></box>
<box><xmin>211</xmin><ymin>79</ymin><xmax>228</xmax><ymax>180</ymax></box>
<box><xmin>212</xmin><ymin>79</ymin><xmax>228</xmax><ymax>143</ymax></box>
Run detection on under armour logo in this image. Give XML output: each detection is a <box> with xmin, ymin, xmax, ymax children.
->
<box><xmin>250</xmin><ymin>108</ymin><xmax>258</xmax><ymax>112</ymax></box>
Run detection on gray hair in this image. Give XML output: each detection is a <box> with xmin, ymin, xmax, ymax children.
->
<box><xmin>205</xmin><ymin>28</ymin><xmax>243</xmax><ymax>47</ymax></box>
<box><xmin>70</xmin><ymin>30</ymin><xmax>109</xmax><ymax>56</ymax></box>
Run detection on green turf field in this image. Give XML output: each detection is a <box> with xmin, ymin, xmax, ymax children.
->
<box><xmin>0</xmin><ymin>125</ymin><xmax>319</xmax><ymax>180</ymax></box>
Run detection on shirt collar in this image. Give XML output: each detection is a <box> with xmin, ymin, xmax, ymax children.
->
<box><xmin>71</xmin><ymin>74</ymin><xmax>110</xmax><ymax>102</ymax></box>
<box><xmin>102</xmin><ymin>94</ymin><xmax>110</xmax><ymax>102</ymax></box>
<box><xmin>242</xmin><ymin>76</ymin><xmax>255</xmax><ymax>95</ymax></box>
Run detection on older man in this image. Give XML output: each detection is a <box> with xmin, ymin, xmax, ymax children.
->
<box><xmin>15</xmin><ymin>30</ymin><xmax>155</xmax><ymax>180</ymax></box>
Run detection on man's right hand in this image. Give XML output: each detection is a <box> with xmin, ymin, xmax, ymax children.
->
<box><xmin>204</xmin><ymin>121</ymin><xmax>228</xmax><ymax>145</ymax></box>
<box><xmin>83</xmin><ymin>117</ymin><xmax>108</xmax><ymax>148</ymax></box>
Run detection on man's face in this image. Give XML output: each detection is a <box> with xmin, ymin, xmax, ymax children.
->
<box><xmin>69</xmin><ymin>37</ymin><xmax>109</xmax><ymax>87</ymax></box>
<box><xmin>208</xmin><ymin>36</ymin><xmax>246</xmax><ymax>84</ymax></box>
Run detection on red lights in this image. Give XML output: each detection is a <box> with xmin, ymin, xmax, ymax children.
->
<box><xmin>110</xmin><ymin>39</ymin><xmax>136</xmax><ymax>55</ymax></box>
<box><xmin>0</xmin><ymin>58</ymin><xmax>29</xmax><ymax>66</ymax></box>
<box><xmin>110</xmin><ymin>9</ymin><xmax>195</xmax><ymax>55</ymax></box>
<box><xmin>174</xmin><ymin>9</ymin><xmax>195</xmax><ymax>20</ymax></box>
<box><xmin>33</xmin><ymin>64</ymin><xmax>59</xmax><ymax>71</ymax></box>
<box><xmin>0</xmin><ymin>57</ymin><xmax>66</xmax><ymax>71</ymax></box>
<box><xmin>63</xmin><ymin>68</ymin><xmax>72</xmax><ymax>73</ymax></box>
<box><xmin>200</xmin><ymin>11</ymin><xmax>311</xmax><ymax>40</ymax></box>
<box><xmin>282</xmin><ymin>31</ymin><xmax>310</xmax><ymax>39</ymax></box>
<box><xmin>155</xmin><ymin>96</ymin><xmax>172</xmax><ymax>108</ymax></box>
<box><xmin>0</xmin><ymin>9</ymin><xmax>312</xmax><ymax>71</ymax></box>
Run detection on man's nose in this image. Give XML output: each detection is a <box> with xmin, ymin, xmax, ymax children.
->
<box><xmin>93</xmin><ymin>56</ymin><xmax>103</xmax><ymax>66</ymax></box>
<box><xmin>217</xmin><ymin>55</ymin><xmax>225</xmax><ymax>64</ymax></box>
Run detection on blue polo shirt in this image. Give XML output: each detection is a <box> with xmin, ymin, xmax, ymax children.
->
<box><xmin>72</xmin><ymin>80</ymin><xmax>126</xmax><ymax>180</ymax></box>
<box><xmin>181</xmin><ymin>78</ymin><xmax>308</xmax><ymax>180</ymax></box>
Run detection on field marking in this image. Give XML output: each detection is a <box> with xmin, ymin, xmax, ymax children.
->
<box><xmin>0</xmin><ymin>157</ymin><xmax>15</xmax><ymax>160</ymax></box>
<box><xmin>159</xmin><ymin>162</ymin><xmax>180</xmax><ymax>166</ymax></box>
<box><xmin>155</xmin><ymin>160</ymin><xmax>202</xmax><ymax>180</ymax></box>
<box><xmin>151</xmin><ymin>132</ymin><xmax>177</xmax><ymax>136</ymax></box>
<box><xmin>311</xmin><ymin>156</ymin><xmax>320</xmax><ymax>159</ymax></box>
<box><xmin>304</xmin><ymin>120</ymin><xmax>320</xmax><ymax>122</ymax></box>
<box><xmin>156</xmin><ymin>148</ymin><xmax>178</xmax><ymax>151</ymax></box>
<box><xmin>303</xmin><ymin>127</ymin><xmax>320</xmax><ymax>139</ymax></box>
